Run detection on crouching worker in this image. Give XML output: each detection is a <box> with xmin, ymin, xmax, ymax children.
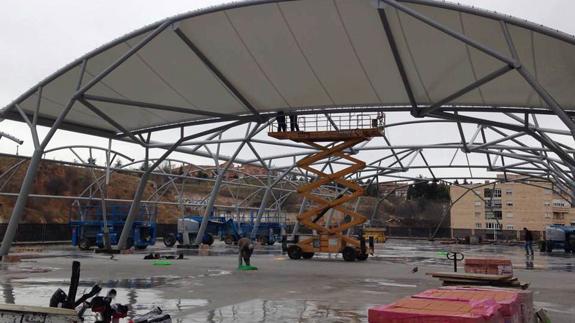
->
<box><xmin>238</xmin><ymin>237</ymin><xmax>255</xmax><ymax>267</ymax></box>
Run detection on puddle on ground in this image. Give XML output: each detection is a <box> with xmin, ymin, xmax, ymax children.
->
<box><xmin>0</xmin><ymin>263</ymin><xmax>58</xmax><ymax>275</ymax></box>
<box><xmin>11</xmin><ymin>275</ymin><xmax>182</xmax><ymax>289</ymax></box>
<box><xmin>183</xmin><ymin>299</ymin><xmax>370</xmax><ymax>323</ymax></box>
<box><xmin>1</xmin><ymin>277</ymin><xmax>209</xmax><ymax>322</ymax></box>
<box><xmin>363</xmin><ymin>278</ymin><xmax>417</xmax><ymax>288</ymax></box>
<box><xmin>534</xmin><ymin>301</ymin><xmax>575</xmax><ymax>315</ymax></box>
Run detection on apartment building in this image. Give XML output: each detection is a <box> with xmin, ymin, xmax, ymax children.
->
<box><xmin>450</xmin><ymin>179</ymin><xmax>575</xmax><ymax>240</ymax></box>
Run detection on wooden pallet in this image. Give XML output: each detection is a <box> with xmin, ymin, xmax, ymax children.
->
<box><xmin>427</xmin><ymin>272</ymin><xmax>529</xmax><ymax>289</ymax></box>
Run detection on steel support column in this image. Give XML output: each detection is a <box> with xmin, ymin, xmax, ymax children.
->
<box><xmin>0</xmin><ymin>60</ymin><xmax>86</xmax><ymax>257</ymax></box>
<box><xmin>250</xmin><ymin>166</ymin><xmax>296</xmax><ymax>239</ymax></box>
<box><xmin>250</xmin><ymin>184</ymin><xmax>272</xmax><ymax>241</ymax></box>
<box><xmin>193</xmin><ymin>124</ymin><xmax>263</xmax><ymax>245</ymax></box>
<box><xmin>0</xmin><ymin>149</ymin><xmax>43</xmax><ymax>256</ymax></box>
<box><xmin>117</xmin><ymin>120</ymin><xmax>246</xmax><ymax>250</ymax></box>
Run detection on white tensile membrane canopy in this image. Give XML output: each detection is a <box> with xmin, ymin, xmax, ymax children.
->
<box><xmin>3</xmin><ymin>0</ymin><xmax>575</xmax><ymax>136</ymax></box>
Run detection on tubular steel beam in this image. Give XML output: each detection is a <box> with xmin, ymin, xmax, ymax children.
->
<box><xmin>377</xmin><ymin>5</ymin><xmax>418</xmax><ymax>113</ymax></box>
<box><xmin>499</xmin><ymin>21</ymin><xmax>575</xmax><ymax>137</ymax></box>
<box><xmin>194</xmin><ymin>123</ymin><xmax>266</xmax><ymax>245</ymax></box>
<box><xmin>250</xmin><ymin>165</ymin><xmax>297</xmax><ymax>239</ymax></box>
<box><xmin>117</xmin><ymin>119</ymin><xmax>246</xmax><ymax>250</ymax></box>
<box><xmin>381</xmin><ymin>0</ymin><xmax>518</xmax><ymax>67</ymax></box>
<box><xmin>0</xmin><ymin>60</ymin><xmax>87</xmax><ymax>257</ymax></box>
<box><xmin>78</xmin><ymin>22</ymin><xmax>170</xmax><ymax>97</ymax></box>
<box><xmin>419</xmin><ymin>65</ymin><xmax>513</xmax><ymax>116</ymax></box>
<box><xmin>0</xmin><ymin>131</ymin><xmax>23</xmax><ymax>145</ymax></box>
<box><xmin>78</xmin><ymin>99</ymin><xmax>145</xmax><ymax>144</ymax></box>
<box><xmin>173</xmin><ymin>27</ymin><xmax>261</xmax><ymax>118</ymax></box>
<box><xmin>82</xmin><ymin>94</ymin><xmax>240</xmax><ymax>120</ymax></box>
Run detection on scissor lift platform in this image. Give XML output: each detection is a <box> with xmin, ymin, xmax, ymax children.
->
<box><xmin>268</xmin><ymin>128</ymin><xmax>382</xmax><ymax>142</ymax></box>
<box><xmin>269</xmin><ymin>112</ymin><xmax>384</xmax><ymax>261</ymax></box>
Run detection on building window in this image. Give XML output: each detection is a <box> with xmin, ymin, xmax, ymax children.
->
<box><xmin>475</xmin><ymin>223</ymin><xmax>482</xmax><ymax>229</ymax></box>
<box><xmin>506</xmin><ymin>225</ymin><xmax>514</xmax><ymax>230</ymax></box>
<box><xmin>545</xmin><ymin>212</ymin><xmax>552</xmax><ymax>219</ymax></box>
<box><xmin>485</xmin><ymin>199</ymin><xmax>502</xmax><ymax>208</ymax></box>
<box><xmin>553</xmin><ymin>212</ymin><xmax>566</xmax><ymax>220</ymax></box>
<box><xmin>484</xmin><ymin>188</ymin><xmax>501</xmax><ymax>198</ymax></box>
<box><xmin>553</xmin><ymin>199</ymin><xmax>568</xmax><ymax>208</ymax></box>
<box><xmin>474</xmin><ymin>201</ymin><xmax>482</xmax><ymax>207</ymax></box>
<box><xmin>505</xmin><ymin>189</ymin><xmax>513</xmax><ymax>196</ymax></box>
<box><xmin>506</xmin><ymin>201</ymin><xmax>513</xmax><ymax>207</ymax></box>
<box><xmin>544</xmin><ymin>201</ymin><xmax>551</xmax><ymax>207</ymax></box>
<box><xmin>485</xmin><ymin>222</ymin><xmax>502</xmax><ymax>229</ymax></box>
<box><xmin>506</xmin><ymin>213</ymin><xmax>513</xmax><ymax>218</ymax></box>
<box><xmin>474</xmin><ymin>212</ymin><xmax>481</xmax><ymax>218</ymax></box>
<box><xmin>485</xmin><ymin>211</ymin><xmax>502</xmax><ymax>220</ymax></box>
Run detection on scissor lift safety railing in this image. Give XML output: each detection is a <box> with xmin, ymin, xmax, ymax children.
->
<box><xmin>269</xmin><ymin>112</ymin><xmax>384</xmax><ymax>261</ymax></box>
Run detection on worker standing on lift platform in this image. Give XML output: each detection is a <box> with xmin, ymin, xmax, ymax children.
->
<box><xmin>276</xmin><ymin>111</ymin><xmax>287</xmax><ymax>132</ymax></box>
<box><xmin>289</xmin><ymin>112</ymin><xmax>300</xmax><ymax>132</ymax></box>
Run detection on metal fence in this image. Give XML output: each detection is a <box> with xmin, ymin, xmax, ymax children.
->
<box><xmin>0</xmin><ymin>224</ymin><xmax>72</xmax><ymax>243</ymax></box>
<box><xmin>0</xmin><ymin>223</ymin><xmax>179</xmax><ymax>243</ymax></box>
<box><xmin>385</xmin><ymin>226</ymin><xmax>451</xmax><ymax>239</ymax></box>
<box><xmin>0</xmin><ymin>223</ymin><xmax>452</xmax><ymax>243</ymax></box>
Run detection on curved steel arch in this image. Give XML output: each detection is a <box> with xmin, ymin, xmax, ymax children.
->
<box><xmin>2</xmin><ymin>0</ymin><xmax>575</xmax><ymax>255</ymax></box>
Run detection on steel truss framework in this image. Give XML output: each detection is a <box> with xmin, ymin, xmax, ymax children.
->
<box><xmin>1</xmin><ymin>0</ymin><xmax>575</xmax><ymax>255</ymax></box>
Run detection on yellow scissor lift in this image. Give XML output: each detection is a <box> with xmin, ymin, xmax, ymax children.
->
<box><xmin>269</xmin><ymin>112</ymin><xmax>384</xmax><ymax>261</ymax></box>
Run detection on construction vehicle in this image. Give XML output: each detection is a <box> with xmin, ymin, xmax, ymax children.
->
<box><xmin>269</xmin><ymin>112</ymin><xmax>384</xmax><ymax>261</ymax></box>
<box><xmin>163</xmin><ymin>211</ymin><xmax>283</xmax><ymax>247</ymax></box>
<box><xmin>363</xmin><ymin>227</ymin><xmax>387</xmax><ymax>243</ymax></box>
<box><xmin>70</xmin><ymin>202</ymin><xmax>157</xmax><ymax>250</ymax></box>
<box><xmin>541</xmin><ymin>224</ymin><xmax>575</xmax><ymax>253</ymax></box>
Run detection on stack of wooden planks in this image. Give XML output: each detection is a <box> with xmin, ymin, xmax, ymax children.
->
<box><xmin>427</xmin><ymin>272</ymin><xmax>529</xmax><ymax>289</ymax></box>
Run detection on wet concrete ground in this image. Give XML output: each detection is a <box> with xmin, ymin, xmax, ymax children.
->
<box><xmin>1</xmin><ymin>239</ymin><xmax>575</xmax><ymax>322</ymax></box>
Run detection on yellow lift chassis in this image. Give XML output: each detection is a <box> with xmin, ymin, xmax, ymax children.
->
<box><xmin>269</xmin><ymin>126</ymin><xmax>383</xmax><ymax>262</ymax></box>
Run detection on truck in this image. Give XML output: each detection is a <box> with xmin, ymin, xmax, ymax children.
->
<box><xmin>541</xmin><ymin>224</ymin><xmax>575</xmax><ymax>253</ymax></box>
<box><xmin>163</xmin><ymin>211</ymin><xmax>283</xmax><ymax>247</ymax></box>
<box><xmin>70</xmin><ymin>202</ymin><xmax>157</xmax><ymax>250</ymax></box>
<box><xmin>162</xmin><ymin>216</ymin><xmax>222</xmax><ymax>247</ymax></box>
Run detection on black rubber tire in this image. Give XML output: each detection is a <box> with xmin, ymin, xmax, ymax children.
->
<box><xmin>78</xmin><ymin>238</ymin><xmax>91</xmax><ymax>251</ymax></box>
<box><xmin>568</xmin><ymin>237</ymin><xmax>575</xmax><ymax>253</ymax></box>
<box><xmin>287</xmin><ymin>245</ymin><xmax>303</xmax><ymax>260</ymax></box>
<box><xmin>260</xmin><ymin>236</ymin><xmax>269</xmax><ymax>246</ymax></box>
<box><xmin>538</xmin><ymin>241</ymin><xmax>546</xmax><ymax>252</ymax></box>
<box><xmin>342</xmin><ymin>246</ymin><xmax>357</xmax><ymax>262</ymax></box>
<box><xmin>224</xmin><ymin>235</ymin><xmax>235</xmax><ymax>245</ymax></box>
<box><xmin>357</xmin><ymin>252</ymin><xmax>369</xmax><ymax>261</ymax></box>
<box><xmin>267</xmin><ymin>240</ymin><xmax>275</xmax><ymax>246</ymax></box>
<box><xmin>203</xmin><ymin>233</ymin><xmax>215</xmax><ymax>246</ymax></box>
<box><xmin>163</xmin><ymin>234</ymin><xmax>177</xmax><ymax>247</ymax></box>
<box><xmin>302</xmin><ymin>252</ymin><xmax>314</xmax><ymax>259</ymax></box>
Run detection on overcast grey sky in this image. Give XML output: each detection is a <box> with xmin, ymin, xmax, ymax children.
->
<box><xmin>0</xmin><ymin>0</ymin><xmax>573</xmax><ymax>178</ymax></box>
